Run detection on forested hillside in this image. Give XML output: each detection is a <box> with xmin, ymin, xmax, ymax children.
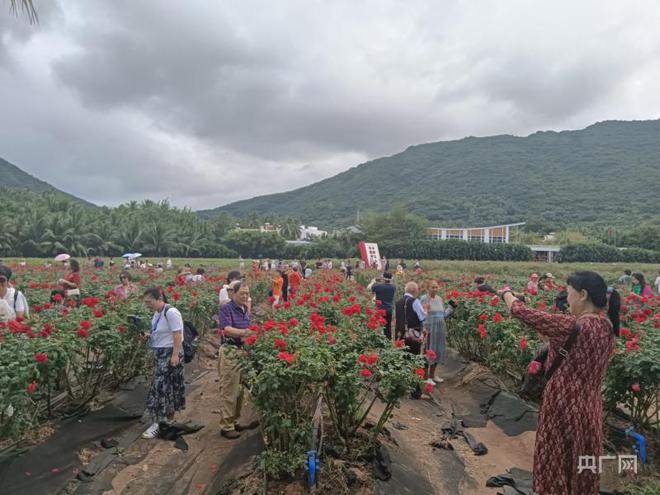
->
<box><xmin>206</xmin><ymin>119</ymin><xmax>660</xmax><ymax>227</ymax></box>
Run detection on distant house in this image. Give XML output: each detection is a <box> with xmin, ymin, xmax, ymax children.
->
<box><xmin>427</xmin><ymin>222</ymin><xmax>526</xmax><ymax>244</ymax></box>
<box><xmin>235</xmin><ymin>222</ymin><xmax>281</xmax><ymax>234</ymax></box>
<box><xmin>299</xmin><ymin>225</ymin><xmax>327</xmax><ymax>240</ymax></box>
<box><xmin>528</xmin><ymin>244</ymin><xmax>561</xmax><ymax>263</ymax></box>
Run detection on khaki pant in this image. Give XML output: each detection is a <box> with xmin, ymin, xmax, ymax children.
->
<box><xmin>217</xmin><ymin>345</ymin><xmax>244</xmax><ymax>431</ymax></box>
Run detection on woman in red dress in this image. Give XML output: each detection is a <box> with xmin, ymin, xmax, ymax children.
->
<box><xmin>502</xmin><ymin>271</ymin><xmax>620</xmax><ymax>495</ymax></box>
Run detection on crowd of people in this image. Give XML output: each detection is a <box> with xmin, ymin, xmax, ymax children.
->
<box><xmin>1</xmin><ymin>256</ymin><xmax>658</xmax><ymax>494</ymax></box>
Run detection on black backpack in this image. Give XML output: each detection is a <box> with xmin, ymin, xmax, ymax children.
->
<box><xmin>164</xmin><ymin>306</ymin><xmax>199</xmax><ymax>363</ymax></box>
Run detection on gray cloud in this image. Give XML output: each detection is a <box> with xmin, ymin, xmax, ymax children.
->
<box><xmin>1</xmin><ymin>0</ymin><xmax>660</xmax><ymax>211</ymax></box>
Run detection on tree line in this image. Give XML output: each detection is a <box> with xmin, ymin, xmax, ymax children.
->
<box><xmin>2</xmin><ymin>189</ymin><xmax>658</xmax><ymax>260</ymax></box>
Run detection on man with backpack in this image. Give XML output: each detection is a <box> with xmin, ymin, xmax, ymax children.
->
<box><xmin>0</xmin><ymin>265</ymin><xmax>29</xmax><ymax>321</ymax></box>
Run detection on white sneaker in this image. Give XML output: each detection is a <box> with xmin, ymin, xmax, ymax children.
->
<box><xmin>142</xmin><ymin>422</ymin><xmax>160</xmax><ymax>439</ymax></box>
<box><xmin>433</xmin><ymin>376</ymin><xmax>444</xmax><ymax>384</ymax></box>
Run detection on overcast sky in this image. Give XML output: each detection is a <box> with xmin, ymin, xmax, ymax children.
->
<box><xmin>1</xmin><ymin>0</ymin><xmax>660</xmax><ymax>209</ymax></box>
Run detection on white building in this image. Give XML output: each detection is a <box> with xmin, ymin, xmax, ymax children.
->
<box><xmin>427</xmin><ymin>222</ymin><xmax>526</xmax><ymax>244</ymax></box>
<box><xmin>299</xmin><ymin>225</ymin><xmax>327</xmax><ymax>240</ymax></box>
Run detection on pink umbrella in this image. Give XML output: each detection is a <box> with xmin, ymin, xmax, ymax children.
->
<box><xmin>54</xmin><ymin>254</ymin><xmax>71</xmax><ymax>262</ymax></box>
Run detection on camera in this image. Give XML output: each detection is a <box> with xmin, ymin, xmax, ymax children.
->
<box><xmin>128</xmin><ymin>315</ymin><xmax>146</xmax><ymax>330</ymax></box>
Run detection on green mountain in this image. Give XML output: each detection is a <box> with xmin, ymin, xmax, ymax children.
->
<box><xmin>0</xmin><ymin>157</ymin><xmax>93</xmax><ymax>205</ymax></box>
<box><xmin>203</xmin><ymin>119</ymin><xmax>660</xmax><ymax>227</ymax></box>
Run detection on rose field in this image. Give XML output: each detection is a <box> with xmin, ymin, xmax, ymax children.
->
<box><xmin>0</xmin><ymin>259</ymin><xmax>658</xmax><ymax>493</ymax></box>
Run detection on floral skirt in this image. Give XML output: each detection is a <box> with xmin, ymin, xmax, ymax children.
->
<box><xmin>145</xmin><ymin>347</ymin><xmax>186</xmax><ymax>422</ymax></box>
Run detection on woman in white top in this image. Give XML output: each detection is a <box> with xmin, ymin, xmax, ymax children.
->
<box><xmin>141</xmin><ymin>286</ymin><xmax>186</xmax><ymax>439</ymax></box>
<box><xmin>0</xmin><ymin>265</ymin><xmax>28</xmax><ymax>321</ymax></box>
<box><xmin>420</xmin><ymin>281</ymin><xmax>452</xmax><ymax>383</ymax></box>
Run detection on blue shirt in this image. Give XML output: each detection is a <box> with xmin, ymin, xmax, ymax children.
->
<box><xmin>219</xmin><ymin>299</ymin><xmax>250</xmax><ymax>346</ymax></box>
<box><xmin>371</xmin><ymin>283</ymin><xmax>396</xmax><ymax>312</ymax></box>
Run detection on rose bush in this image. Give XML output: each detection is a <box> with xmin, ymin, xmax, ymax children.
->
<box><xmin>237</xmin><ymin>272</ymin><xmax>424</xmax><ymax>479</ymax></box>
<box><xmin>0</xmin><ymin>262</ymin><xmax>220</xmax><ymax>441</ymax></box>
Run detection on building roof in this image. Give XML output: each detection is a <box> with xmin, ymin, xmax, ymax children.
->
<box><xmin>527</xmin><ymin>245</ymin><xmax>562</xmax><ymax>252</ymax></box>
<box><xmin>428</xmin><ymin>222</ymin><xmax>526</xmax><ymax>230</ymax></box>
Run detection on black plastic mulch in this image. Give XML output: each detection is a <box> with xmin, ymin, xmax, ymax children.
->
<box><xmin>0</xmin><ymin>381</ymin><xmax>146</xmax><ymax>495</ymax></box>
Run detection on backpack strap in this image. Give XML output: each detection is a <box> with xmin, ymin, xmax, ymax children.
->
<box><xmin>13</xmin><ymin>289</ymin><xmax>18</xmax><ymax>310</ymax></box>
<box><xmin>162</xmin><ymin>304</ymin><xmax>171</xmax><ymax>327</ymax></box>
<box><xmin>544</xmin><ymin>321</ymin><xmax>581</xmax><ymax>382</ymax></box>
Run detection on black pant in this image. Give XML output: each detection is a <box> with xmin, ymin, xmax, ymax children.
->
<box><xmin>383</xmin><ymin>311</ymin><xmax>393</xmax><ymax>340</ymax></box>
<box><xmin>405</xmin><ymin>333</ymin><xmax>423</xmax><ymax>399</ymax></box>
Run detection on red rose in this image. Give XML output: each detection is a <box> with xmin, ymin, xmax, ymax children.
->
<box><xmin>358</xmin><ymin>354</ymin><xmax>368</xmax><ymax>364</ymax></box>
<box><xmin>492</xmin><ymin>312</ymin><xmax>503</xmax><ymax>323</ymax></box>
<box><xmin>288</xmin><ymin>318</ymin><xmax>299</xmax><ymax>327</ymax></box>
<box><xmin>477</xmin><ymin>323</ymin><xmax>486</xmax><ymax>339</ymax></box>
<box><xmin>274</xmin><ymin>338</ymin><xmax>287</xmax><ymax>350</ymax></box>
<box><xmin>34</xmin><ymin>352</ymin><xmax>48</xmax><ymax>363</ymax></box>
<box><xmin>27</xmin><ymin>380</ymin><xmax>38</xmax><ymax>393</ymax></box>
<box><xmin>80</xmin><ymin>320</ymin><xmax>92</xmax><ymax>330</ymax></box>
<box><xmin>490</xmin><ymin>296</ymin><xmax>499</xmax><ymax>306</ymax></box>
<box><xmin>415</xmin><ymin>368</ymin><xmax>426</xmax><ymax>377</ymax></box>
<box><xmin>423</xmin><ymin>381</ymin><xmax>435</xmax><ymax>394</ymax></box>
<box><xmin>116</xmin><ymin>325</ymin><xmax>127</xmax><ymax>333</ymax></box>
<box><xmin>519</xmin><ymin>337</ymin><xmax>527</xmax><ymax>349</ymax></box>
<box><xmin>527</xmin><ymin>360</ymin><xmax>542</xmax><ymax>374</ymax></box>
<box><xmin>172</xmin><ymin>292</ymin><xmax>181</xmax><ymax>301</ymax></box>
<box><xmin>77</xmin><ymin>328</ymin><xmax>89</xmax><ymax>338</ymax></box>
<box><xmin>425</xmin><ymin>350</ymin><xmax>437</xmax><ymax>361</ymax></box>
<box><xmin>479</xmin><ymin>314</ymin><xmax>489</xmax><ymax>321</ymax></box>
<box><xmin>394</xmin><ymin>339</ymin><xmax>405</xmax><ymax>348</ymax></box>
<box><xmin>277</xmin><ymin>351</ymin><xmax>294</xmax><ymax>364</ymax></box>
<box><xmin>244</xmin><ymin>335</ymin><xmax>257</xmax><ymax>345</ymax></box>
<box><xmin>631</xmin><ymin>383</ymin><xmax>641</xmax><ymax>393</ymax></box>
<box><xmin>359</xmin><ymin>368</ymin><xmax>372</xmax><ymax>378</ymax></box>
<box><xmin>326</xmin><ymin>335</ymin><xmax>336</xmax><ymax>344</ymax></box>
<box><xmin>366</xmin><ymin>354</ymin><xmax>379</xmax><ymax>366</ymax></box>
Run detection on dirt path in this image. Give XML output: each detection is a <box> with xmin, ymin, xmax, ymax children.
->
<box><xmin>70</xmin><ymin>343</ymin><xmax>536</xmax><ymax>495</ymax></box>
<box><xmin>70</xmin><ymin>340</ymin><xmax>260</xmax><ymax>495</ymax></box>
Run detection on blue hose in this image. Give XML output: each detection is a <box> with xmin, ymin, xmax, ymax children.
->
<box><xmin>625</xmin><ymin>426</ymin><xmax>647</xmax><ymax>464</ymax></box>
<box><xmin>306</xmin><ymin>450</ymin><xmax>320</xmax><ymax>487</ymax></box>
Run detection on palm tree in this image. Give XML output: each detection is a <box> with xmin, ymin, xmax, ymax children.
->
<box><xmin>144</xmin><ymin>223</ymin><xmax>179</xmax><ymax>256</ymax></box>
<box><xmin>243</xmin><ymin>212</ymin><xmax>261</xmax><ymax>229</ymax></box>
<box><xmin>180</xmin><ymin>231</ymin><xmax>212</xmax><ymax>257</ymax></box>
<box><xmin>280</xmin><ymin>217</ymin><xmax>301</xmax><ymax>240</ymax></box>
<box><xmin>114</xmin><ymin>220</ymin><xmax>144</xmax><ymax>254</ymax></box>
<box><xmin>9</xmin><ymin>0</ymin><xmax>38</xmax><ymax>23</ymax></box>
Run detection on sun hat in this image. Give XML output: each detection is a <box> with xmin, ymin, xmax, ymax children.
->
<box><xmin>545</xmin><ymin>273</ymin><xmax>554</xmax><ymax>278</ymax></box>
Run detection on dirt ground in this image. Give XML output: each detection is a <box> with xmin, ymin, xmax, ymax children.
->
<box><xmin>66</xmin><ymin>336</ymin><xmax>540</xmax><ymax>495</ymax></box>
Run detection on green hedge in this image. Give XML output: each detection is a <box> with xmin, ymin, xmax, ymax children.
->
<box><xmin>378</xmin><ymin>240</ymin><xmax>533</xmax><ymax>261</ymax></box>
<box><xmin>559</xmin><ymin>243</ymin><xmax>660</xmax><ymax>263</ymax></box>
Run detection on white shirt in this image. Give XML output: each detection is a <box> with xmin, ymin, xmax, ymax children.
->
<box><xmin>219</xmin><ymin>285</ymin><xmax>232</xmax><ymax>305</ymax></box>
<box><xmin>1</xmin><ymin>288</ymin><xmax>28</xmax><ymax>320</ymax></box>
<box><xmin>0</xmin><ymin>299</ymin><xmax>12</xmax><ymax>323</ymax></box>
<box><xmin>150</xmin><ymin>305</ymin><xmax>184</xmax><ymax>348</ymax></box>
<box><xmin>305</xmin><ymin>268</ymin><xmax>312</xmax><ymax>279</ymax></box>
<box><xmin>655</xmin><ymin>276</ymin><xmax>660</xmax><ymax>294</ymax></box>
